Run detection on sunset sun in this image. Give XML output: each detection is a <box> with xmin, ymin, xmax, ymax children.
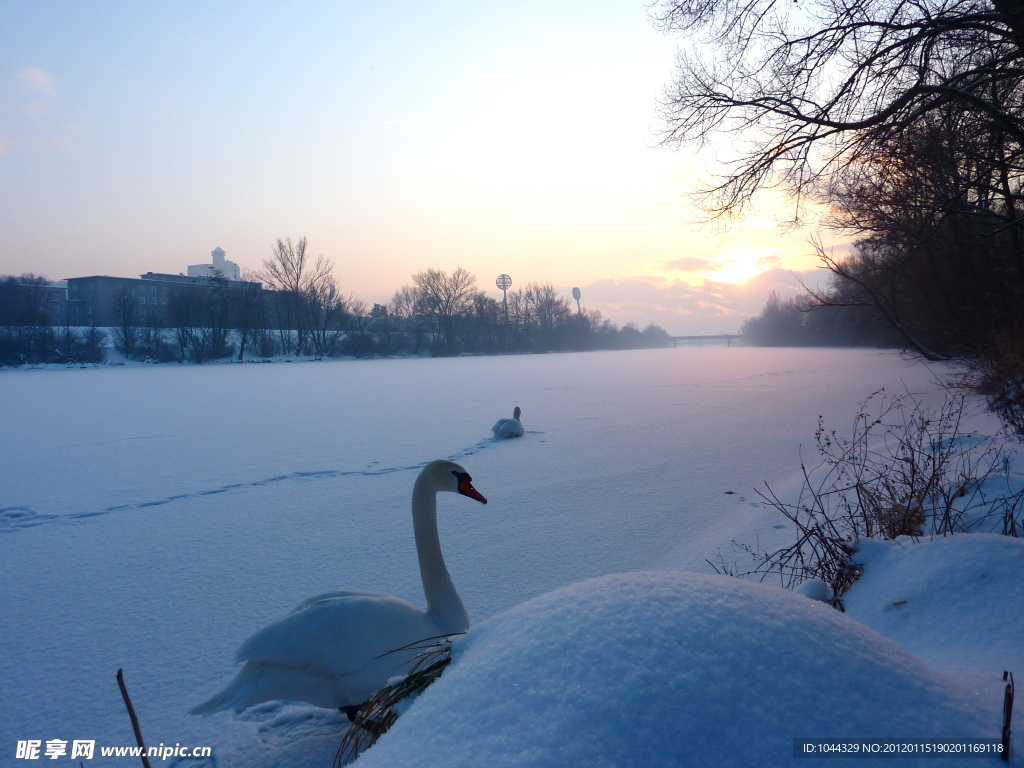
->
<box><xmin>704</xmin><ymin>247</ymin><xmax>782</xmax><ymax>284</ymax></box>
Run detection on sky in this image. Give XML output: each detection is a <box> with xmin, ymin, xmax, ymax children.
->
<box><xmin>0</xmin><ymin>1</ymin><xmax>842</xmax><ymax>334</ymax></box>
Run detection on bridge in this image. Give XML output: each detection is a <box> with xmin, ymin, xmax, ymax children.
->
<box><xmin>669</xmin><ymin>334</ymin><xmax>744</xmax><ymax>348</ymax></box>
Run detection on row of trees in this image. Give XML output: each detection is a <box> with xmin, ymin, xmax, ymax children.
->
<box><xmin>739</xmin><ymin>291</ymin><xmax>897</xmax><ymax>348</ymax></box>
<box><xmin>381</xmin><ymin>268</ymin><xmax>669</xmax><ymax>356</ymax></box>
<box><xmin>2</xmin><ymin>242</ymin><xmax>672</xmax><ymax>365</ymax></box>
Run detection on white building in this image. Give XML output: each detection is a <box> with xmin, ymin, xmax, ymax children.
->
<box><xmin>188</xmin><ymin>247</ymin><xmax>241</xmax><ymax>280</ymax></box>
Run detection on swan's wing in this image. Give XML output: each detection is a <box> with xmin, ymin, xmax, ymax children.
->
<box><xmin>292</xmin><ymin>590</ymin><xmax>391</xmax><ymax>612</ymax></box>
<box><xmin>491</xmin><ymin>418</ymin><xmax>508</xmax><ymax>433</ymax></box>
<box><xmin>235</xmin><ymin>594</ymin><xmax>436</xmax><ymax>677</ymax></box>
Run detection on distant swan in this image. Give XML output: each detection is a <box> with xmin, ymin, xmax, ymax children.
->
<box><xmin>492</xmin><ymin>406</ymin><xmax>525</xmax><ymax>439</ymax></box>
<box><xmin>191</xmin><ymin>459</ymin><xmax>487</xmax><ymax>716</ymax></box>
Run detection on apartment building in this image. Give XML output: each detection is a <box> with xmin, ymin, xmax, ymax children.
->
<box><xmin>58</xmin><ymin>248</ymin><xmax>260</xmax><ymax>327</ymax></box>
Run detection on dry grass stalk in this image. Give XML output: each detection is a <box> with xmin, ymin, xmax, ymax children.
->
<box><xmin>333</xmin><ymin>634</ymin><xmax>460</xmax><ymax>767</ymax></box>
<box><xmin>1001</xmin><ymin>670</ymin><xmax>1014</xmax><ymax>762</ymax></box>
<box><xmin>116</xmin><ymin>668</ymin><xmax>153</xmax><ymax>768</ymax></box>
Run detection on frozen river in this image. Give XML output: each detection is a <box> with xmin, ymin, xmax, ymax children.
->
<box><xmin>0</xmin><ymin>347</ymin><xmax>956</xmax><ymax>765</ymax></box>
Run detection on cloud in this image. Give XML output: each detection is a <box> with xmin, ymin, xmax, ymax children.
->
<box><xmin>573</xmin><ymin>268</ymin><xmax>829</xmax><ymax>335</ymax></box>
<box><xmin>18</xmin><ymin>66</ymin><xmax>55</xmax><ymax>96</ymax></box>
<box><xmin>663</xmin><ymin>257</ymin><xmax>716</xmax><ymax>272</ymax></box>
<box><xmin>0</xmin><ymin>67</ymin><xmax>72</xmax><ymax>158</ymax></box>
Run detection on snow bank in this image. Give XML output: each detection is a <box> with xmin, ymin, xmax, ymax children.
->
<box><xmin>845</xmin><ymin>534</ymin><xmax>1024</xmax><ymax>675</ymax></box>
<box><xmin>356</xmin><ymin>572</ymin><xmax>997</xmax><ymax>768</ymax></box>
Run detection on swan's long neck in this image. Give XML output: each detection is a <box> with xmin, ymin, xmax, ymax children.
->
<box><xmin>412</xmin><ymin>476</ymin><xmax>469</xmax><ymax>634</ymax></box>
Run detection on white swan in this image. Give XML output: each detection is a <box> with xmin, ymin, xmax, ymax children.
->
<box><xmin>492</xmin><ymin>406</ymin><xmax>525</xmax><ymax>439</ymax></box>
<box><xmin>190</xmin><ymin>459</ymin><xmax>487</xmax><ymax>716</ymax></box>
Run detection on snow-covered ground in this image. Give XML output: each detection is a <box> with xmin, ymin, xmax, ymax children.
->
<box><xmin>1</xmin><ymin>348</ymin><xmax>1018</xmax><ymax>766</ymax></box>
<box><xmin>359</xmin><ymin>571</ymin><xmax>1007</xmax><ymax>768</ymax></box>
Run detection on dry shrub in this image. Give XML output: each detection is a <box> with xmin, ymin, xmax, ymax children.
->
<box><xmin>334</xmin><ymin>635</ymin><xmax>459</xmax><ymax>767</ymax></box>
<box><xmin>713</xmin><ymin>390</ymin><xmax>1024</xmax><ymax>607</ymax></box>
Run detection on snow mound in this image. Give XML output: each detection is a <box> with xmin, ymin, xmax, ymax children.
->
<box><xmin>355</xmin><ymin>572</ymin><xmax>996</xmax><ymax>768</ymax></box>
<box><xmin>845</xmin><ymin>534</ymin><xmax>1024</xmax><ymax>674</ymax></box>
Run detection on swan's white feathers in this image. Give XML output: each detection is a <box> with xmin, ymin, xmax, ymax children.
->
<box><xmin>492</xmin><ymin>407</ymin><xmax>524</xmax><ymax>438</ymax></box>
<box><xmin>192</xmin><ymin>459</ymin><xmax>479</xmax><ymax>715</ymax></box>
<box><xmin>492</xmin><ymin>419</ymin><xmax>524</xmax><ymax>438</ymax></box>
<box><xmin>235</xmin><ymin>594</ymin><xmax>436</xmax><ymax>677</ymax></box>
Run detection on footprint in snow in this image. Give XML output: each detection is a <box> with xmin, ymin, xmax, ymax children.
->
<box><xmin>234</xmin><ymin>702</ymin><xmax>348</xmax><ymax>747</ymax></box>
<box><xmin>0</xmin><ymin>507</ymin><xmax>55</xmax><ymax>530</ymax></box>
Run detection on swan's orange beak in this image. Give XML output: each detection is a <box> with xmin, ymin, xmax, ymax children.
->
<box><xmin>458</xmin><ymin>476</ymin><xmax>487</xmax><ymax>504</ymax></box>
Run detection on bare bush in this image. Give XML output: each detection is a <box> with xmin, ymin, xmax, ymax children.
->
<box><xmin>334</xmin><ymin>635</ymin><xmax>457</xmax><ymax>766</ymax></box>
<box><xmin>715</xmin><ymin>390</ymin><xmax>1024</xmax><ymax>605</ymax></box>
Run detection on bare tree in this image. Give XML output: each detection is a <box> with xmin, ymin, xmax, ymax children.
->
<box><xmin>411</xmin><ymin>268</ymin><xmax>478</xmax><ymax>354</ymax></box>
<box><xmin>168</xmin><ymin>286</ymin><xmax>200</xmax><ymax>361</ymax></box>
<box><xmin>463</xmin><ymin>292</ymin><xmax>501</xmax><ymax>352</ymax></box>
<box><xmin>0</xmin><ymin>275</ymin><xmax>55</xmax><ymax>364</ymax></box>
<box><xmin>234</xmin><ymin>270</ymin><xmax>266</xmax><ymax>361</ymax></box>
<box><xmin>525</xmin><ymin>283</ymin><xmax>572</xmax><ymax>349</ymax></box>
<box><xmin>655</xmin><ymin>0</ymin><xmax>1024</xmax><ymax>219</ymax></box>
<box><xmin>113</xmin><ymin>288</ymin><xmax>139</xmax><ymax>358</ymax></box>
<box><xmin>305</xmin><ymin>275</ymin><xmax>349</xmax><ymax>359</ymax></box>
<box><xmin>390</xmin><ymin>285</ymin><xmax>419</xmax><ymax>320</ymax></box>
<box><xmin>341</xmin><ymin>300</ymin><xmax>377</xmax><ymax>357</ymax></box>
<box><xmin>260</xmin><ymin>237</ymin><xmax>311</xmax><ymax>353</ymax></box>
<box><xmin>208</xmin><ymin>275</ymin><xmax>233</xmax><ymax>360</ymax></box>
<box><xmin>503</xmin><ymin>283</ymin><xmax>574</xmax><ymax>351</ymax></box>
<box><xmin>389</xmin><ymin>285</ymin><xmax>428</xmax><ymax>353</ymax></box>
<box><xmin>260</xmin><ymin>237</ymin><xmax>344</xmax><ymax>357</ymax></box>
<box><xmin>168</xmin><ymin>285</ymin><xmax>228</xmax><ymax>363</ymax></box>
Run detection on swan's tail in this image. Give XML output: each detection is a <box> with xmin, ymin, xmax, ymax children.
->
<box><xmin>190</xmin><ymin>664</ymin><xmax>266</xmax><ymax>716</ymax></box>
<box><xmin>190</xmin><ymin>662</ymin><xmax>349</xmax><ymax>715</ymax></box>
